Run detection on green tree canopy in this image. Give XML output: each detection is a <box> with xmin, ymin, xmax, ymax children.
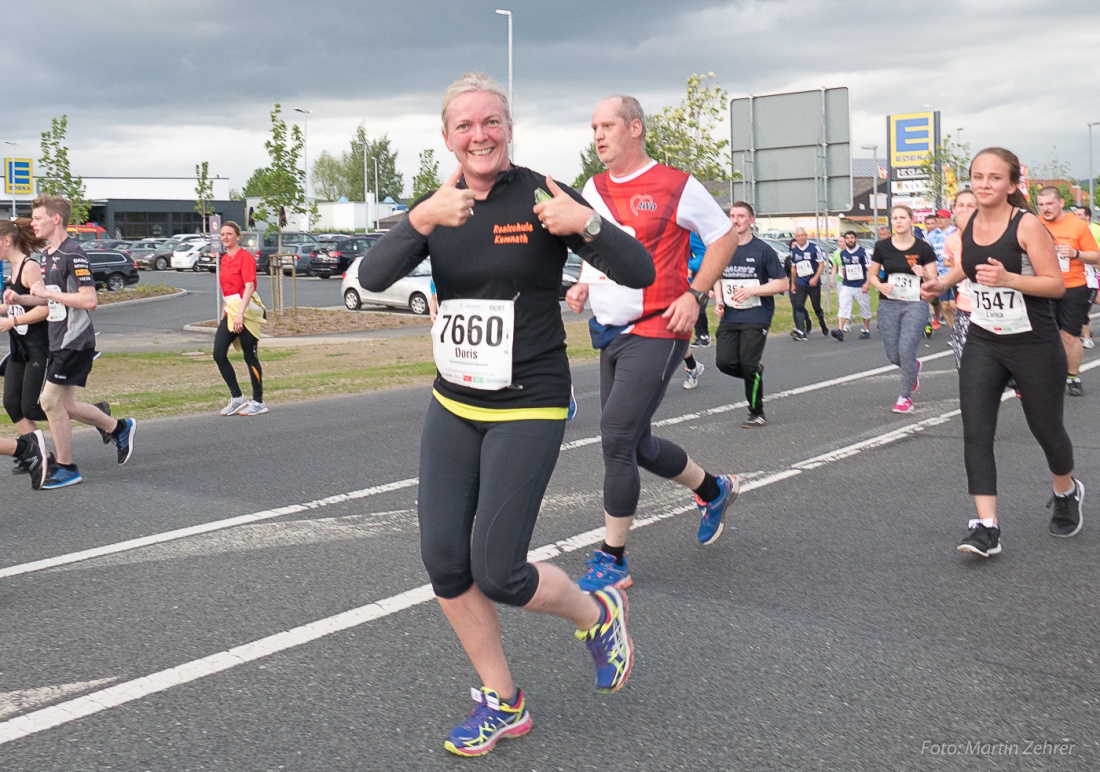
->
<box><xmin>307</xmin><ymin>125</ymin><xmax>404</xmax><ymax>203</ymax></box>
<box><xmin>411</xmin><ymin>149</ymin><xmax>442</xmax><ymax>201</ymax></box>
<box><xmin>645</xmin><ymin>72</ymin><xmax>734</xmax><ymax>181</ymax></box>
<box><xmin>38</xmin><ymin>115</ymin><xmax>91</xmax><ymax>224</ymax></box>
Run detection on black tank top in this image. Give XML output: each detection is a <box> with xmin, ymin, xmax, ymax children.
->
<box><xmin>961</xmin><ymin>209</ymin><xmax>1057</xmax><ymax>341</ymax></box>
<box><xmin>8</xmin><ymin>255</ymin><xmax>50</xmax><ymax>358</ymax></box>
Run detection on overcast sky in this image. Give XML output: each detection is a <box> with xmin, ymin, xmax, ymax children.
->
<box><xmin>4</xmin><ymin>0</ymin><xmax>1099</xmax><ymax>198</ymax></box>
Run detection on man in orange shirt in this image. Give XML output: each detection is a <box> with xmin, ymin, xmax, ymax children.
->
<box><xmin>1073</xmin><ymin>206</ymin><xmax>1100</xmax><ymax>349</ymax></box>
<box><xmin>1037</xmin><ymin>187</ymin><xmax>1100</xmax><ymax>395</ymax></box>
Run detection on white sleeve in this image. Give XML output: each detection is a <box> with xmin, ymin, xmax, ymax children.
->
<box><xmin>675</xmin><ymin>175</ymin><xmax>732</xmax><ymax>246</ymax></box>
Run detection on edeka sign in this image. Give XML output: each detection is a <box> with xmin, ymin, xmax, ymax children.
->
<box><xmin>4</xmin><ymin>158</ymin><xmax>33</xmax><ymax>195</ymax></box>
<box><xmin>888</xmin><ymin>113</ymin><xmax>934</xmax><ymax>168</ymax></box>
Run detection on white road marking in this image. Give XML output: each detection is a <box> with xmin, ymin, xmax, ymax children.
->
<box><xmin>0</xmin><ymin>388</ymin><xmax>984</xmax><ymax>746</ymax></box>
<box><xmin>0</xmin><ymin>478</ymin><xmax>418</xmax><ymax>580</ymax></box>
<box><xmin>0</xmin><ymin>679</ymin><xmax>118</xmax><ymax>721</ymax></box>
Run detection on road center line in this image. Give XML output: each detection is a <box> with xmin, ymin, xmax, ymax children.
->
<box><xmin>0</xmin><ymin>392</ymin><xmax>975</xmax><ymax>746</ymax></box>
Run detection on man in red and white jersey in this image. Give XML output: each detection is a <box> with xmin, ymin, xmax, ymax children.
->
<box><xmin>566</xmin><ymin>95</ymin><xmax>739</xmax><ymax>593</ymax></box>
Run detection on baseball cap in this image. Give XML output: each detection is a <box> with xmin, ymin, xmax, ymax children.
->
<box><xmin>935</xmin><ymin>209</ymin><xmax>951</xmax><ymax>218</ymax></box>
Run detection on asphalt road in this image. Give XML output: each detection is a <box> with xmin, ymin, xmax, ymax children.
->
<box><xmin>1</xmin><ymin>315</ymin><xmax>1098</xmax><ymax>770</ymax></box>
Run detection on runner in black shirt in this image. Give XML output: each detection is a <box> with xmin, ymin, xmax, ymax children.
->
<box><xmin>17</xmin><ymin>196</ymin><xmax>136</xmax><ymax>489</ymax></box>
<box><xmin>361</xmin><ymin>72</ymin><xmax>652</xmax><ymax>757</ymax></box>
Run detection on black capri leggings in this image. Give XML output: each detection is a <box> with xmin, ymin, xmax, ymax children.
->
<box><xmin>417</xmin><ymin>398</ymin><xmax>565</xmax><ymax>606</ymax></box>
<box><xmin>3</xmin><ymin>345</ymin><xmax>48</xmax><ymax>424</ymax></box>
<box><xmin>213</xmin><ymin>316</ymin><xmax>263</xmax><ymax>402</ymax></box>
<box><xmin>959</xmin><ymin>332</ymin><xmax>1074</xmax><ymax>496</ymax></box>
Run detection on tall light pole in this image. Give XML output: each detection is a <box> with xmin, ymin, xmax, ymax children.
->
<box><xmin>294</xmin><ymin>107</ymin><xmax>312</xmax><ymax>230</ymax></box>
<box><xmin>861</xmin><ymin>144</ymin><xmax>879</xmax><ymax>234</ymax></box>
<box><xmin>3</xmin><ymin>140</ymin><xmax>16</xmax><ymax>219</ymax></box>
<box><xmin>358</xmin><ymin>141</ymin><xmax>370</xmax><ymax>232</ymax></box>
<box><xmin>374</xmin><ymin>156</ymin><xmax>380</xmax><ymax>231</ymax></box>
<box><xmin>495</xmin><ymin>9</ymin><xmax>513</xmax><ymax>160</ymax></box>
<box><xmin>1089</xmin><ymin>121</ymin><xmax>1100</xmax><ymax>221</ymax></box>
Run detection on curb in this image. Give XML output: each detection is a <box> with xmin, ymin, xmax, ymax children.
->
<box><xmin>98</xmin><ymin>288</ymin><xmax>188</xmax><ymax>308</ymax></box>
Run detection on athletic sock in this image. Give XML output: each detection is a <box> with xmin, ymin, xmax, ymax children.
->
<box><xmin>684</xmin><ymin>354</ymin><xmax>697</xmax><ymax>370</ymax></box>
<box><xmin>694</xmin><ymin>472</ymin><xmax>721</xmax><ymax>503</ymax></box>
<box><xmin>111</xmin><ymin>420</ymin><xmax>125</xmax><ymax>439</ymax></box>
<box><xmin>60</xmin><ymin>462</ymin><xmax>77</xmax><ymax>471</ymax></box>
<box><xmin>13</xmin><ymin>436</ymin><xmax>28</xmax><ymax>457</ymax></box>
<box><xmin>600</xmin><ymin>542</ymin><xmax>626</xmax><ymax>564</ymax></box>
<box><xmin>980</xmin><ymin>518</ymin><xmax>996</xmax><ymax>528</ymax></box>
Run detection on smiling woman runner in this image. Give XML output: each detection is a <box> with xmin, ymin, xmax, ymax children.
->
<box><xmin>359</xmin><ymin>71</ymin><xmax>653</xmax><ymax>757</ymax></box>
<box><xmin>921</xmin><ymin>147</ymin><xmax>1083</xmax><ymax>558</ymax></box>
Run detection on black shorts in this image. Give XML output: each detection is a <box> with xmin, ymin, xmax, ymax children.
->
<box><xmin>46</xmin><ymin>349</ymin><xmax>96</xmax><ymax>388</ymax></box>
<box><xmin>1055</xmin><ymin>285</ymin><xmax>1092</xmax><ymax>337</ymax></box>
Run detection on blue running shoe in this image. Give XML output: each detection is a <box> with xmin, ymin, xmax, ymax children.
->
<box><xmin>444</xmin><ymin>687</ymin><xmax>533</xmax><ymax>757</ymax></box>
<box><xmin>113</xmin><ymin>418</ymin><xmax>136</xmax><ymax>465</ymax></box>
<box><xmin>577</xmin><ymin>550</ymin><xmax>632</xmax><ymax>593</ymax></box>
<box><xmin>567</xmin><ymin>385</ymin><xmax>578</xmax><ymax>421</ymax></box>
<box><xmin>42</xmin><ymin>464</ymin><xmax>83</xmax><ymax>490</ymax></box>
<box><xmin>696</xmin><ymin>473</ymin><xmax>739</xmax><ymax>545</ymax></box>
<box><xmin>576</xmin><ymin>587</ymin><xmax>633</xmax><ymax>693</ymax></box>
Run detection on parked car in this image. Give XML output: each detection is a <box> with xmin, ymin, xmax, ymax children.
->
<box><xmin>560</xmin><ymin>251</ymin><xmax>582</xmax><ymax>299</ymax></box>
<box><xmin>136</xmin><ymin>243</ymin><xmax>175</xmax><ymax>271</ymax></box>
<box><xmin>760</xmin><ymin>237</ymin><xmax>792</xmax><ymax>264</ymax></box>
<box><xmin>280</xmin><ymin>244</ymin><xmax>315</xmax><ymax>276</ymax></box>
<box><xmin>84</xmin><ymin>239</ymin><xmax>128</xmax><ymax>251</ymax></box>
<box><xmin>342</xmin><ymin>257</ymin><xmax>431</xmax><ymax>315</ymax></box>
<box><xmin>86</xmin><ymin>251</ymin><xmax>140</xmax><ymax>291</ymax></box>
<box><xmin>310</xmin><ymin>233</ymin><xmax>381</xmax><ymax>279</ymax></box>
<box><xmin>257</xmin><ymin>231</ymin><xmax>317</xmax><ymax>272</ymax></box>
<box><xmin>195</xmin><ymin>245</ymin><xmax>221</xmax><ymax>273</ymax></box>
<box><xmin>171</xmin><ymin>241</ymin><xmax>210</xmax><ymax>271</ymax></box>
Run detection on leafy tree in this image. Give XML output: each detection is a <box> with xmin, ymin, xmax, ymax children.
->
<box><xmin>194</xmin><ymin>161</ymin><xmax>214</xmax><ymax>233</ymax></box>
<box><xmin>242</xmin><ymin>167</ymin><xmax>277</xmax><ymax>198</ymax></box>
<box><xmin>411</xmin><ymin>149</ymin><xmax>441</xmax><ymax>201</ymax></box>
<box><xmin>253</xmin><ymin>104</ymin><xmax>307</xmax><ymax>256</ymax></box>
<box><xmin>918</xmin><ymin>133</ymin><xmax>971</xmax><ymax>207</ymax></box>
<box><xmin>572</xmin><ymin>142</ymin><xmax>604</xmax><ymax>188</ymax></box>
<box><xmin>347</xmin><ymin>126</ymin><xmax>404</xmax><ymax>203</ymax></box>
<box><xmin>310</xmin><ymin>150</ymin><xmax>349</xmax><ymax>201</ymax></box>
<box><xmin>645</xmin><ymin>72</ymin><xmax>733</xmax><ymax>181</ymax></box>
<box><xmin>38</xmin><ymin>115</ymin><xmax>91</xmax><ymax>224</ymax></box>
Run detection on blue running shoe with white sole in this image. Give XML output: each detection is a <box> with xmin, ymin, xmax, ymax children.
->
<box><xmin>444</xmin><ymin>687</ymin><xmax>532</xmax><ymax>757</ymax></box>
<box><xmin>696</xmin><ymin>473</ymin><xmax>739</xmax><ymax>545</ymax></box>
<box><xmin>576</xmin><ymin>587</ymin><xmax>633</xmax><ymax>693</ymax></box>
<box><xmin>42</xmin><ymin>464</ymin><xmax>83</xmax><ymax>490</ymax></box>
<box><xmin>577</xmin><ymin>550</ymin><xmax>632</xmax><ymax>593</ymax></box>
<box><xmin>113</xmin><ymin>418</ymin><xmax>136</xmax><ymax>465</ymax></box>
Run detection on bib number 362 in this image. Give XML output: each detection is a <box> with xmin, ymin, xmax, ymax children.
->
<box><xmin>432</xmin><ymin>299</ymin><xmax>515</xmax><ymax>390</ymax></box>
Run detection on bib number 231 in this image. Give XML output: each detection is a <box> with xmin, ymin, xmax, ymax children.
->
<box><xmin>432</xmin><ymin>299</ymin><xmax>515</xmax><ymax>390</ymax></box>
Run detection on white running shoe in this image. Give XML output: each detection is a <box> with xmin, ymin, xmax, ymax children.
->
<box><xmin>683</xmin><ymin>363</ymin><xmax>704</xmax><ymax>390</ymax></box>
<box><xmin>238</xmin><ymin>400</ymin><xmax>269</xmax><ymax>416</ymax></box>
<box><xmin>220</xmin><ymin>395</ymin><xmax>248</xmax><ymax>416</ymax></box>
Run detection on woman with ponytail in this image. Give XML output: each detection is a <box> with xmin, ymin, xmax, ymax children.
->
<box><xmin>921</xmin><ymin>147</ymin><xmax>1082</xmax><ymax>558</ymax></box>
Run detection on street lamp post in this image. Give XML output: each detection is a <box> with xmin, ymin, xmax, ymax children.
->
<box><xmin>861</xmin><ymin>144</ymin><xmax>879</xmax><ymax>233</ymax></box>
<box><xmin>495</xmin><ymin>9</ymin><xmax>513</xmax><ymax>160</ymax></box>
<box><xmin>1089</xmin><ymin>121</ymin><xmax>1100</xmax><ymax>221</ymax></box>
<box><xmin>374</xmin><ymin>157</ymin><xmax>380</xmax><ymax>231</ymax></box>
<box><xmin>3</xmin><ymin>140</ymin><xmax>17</xmax><ymax>219</ymax></box>
<box><xmin>294</xmin><ymin>107</ymin><xmax>312</xmax><ymax>230</ymax></box>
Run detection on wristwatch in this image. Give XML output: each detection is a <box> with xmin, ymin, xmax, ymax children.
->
<box><xmin>689</xmin><ymin>288</ymin><xmax>709</xmax><ymax>307</ymax></box>
<box><xmin>582</xmin><ymin>212</ymin><xmax>602</xmax><ymax>240</ymax></box>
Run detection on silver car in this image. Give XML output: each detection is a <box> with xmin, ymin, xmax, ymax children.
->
<box><xmin>341</xmin><ymin>257</ymin><xmax>432</xmax><ymax>315</ymax></box>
